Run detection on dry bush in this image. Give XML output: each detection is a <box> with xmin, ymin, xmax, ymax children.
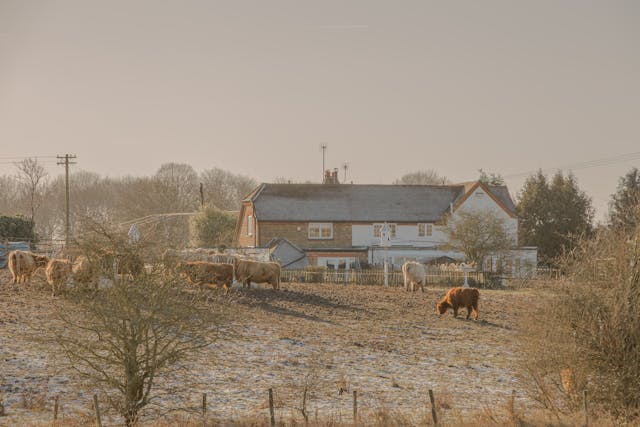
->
<box><xmin>520</xmin><ymin>226</ymin><xmax>640</xmax><ymax>421</ymax></box>
<box><xmin>43</xmin><ymin>224</ymin><xmax>229</xmax><ymax>427</ymax></box>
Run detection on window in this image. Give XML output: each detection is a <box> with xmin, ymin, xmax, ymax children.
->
<box><xmin>373</xmin><ymin>223</ymin><xmax>396</xmax><ymax>238</ymax></box>
<box><xmin>418</xmin><ymin>223</ymin><xmax>433</xmax><ymax>237</ymax></box>
<box><xmin>246</xmin><ymin>215</ymin><xmax>254</xmax><ymax>236</ymax></box>
<box><xmin>308</xmin><ymin>223</ymin><xmax>333</xmax><ymax>239</ymax></box>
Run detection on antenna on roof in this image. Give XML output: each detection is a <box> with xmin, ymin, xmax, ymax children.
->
<box><xmin>342</xmin><ymin>162</ymin><xmax>349</xmax><ymax>183</ymax></box>
<box><xmin>319</xmin><ymin>144</ymin><xmax>328</xmax><ymax>182</ymax></box>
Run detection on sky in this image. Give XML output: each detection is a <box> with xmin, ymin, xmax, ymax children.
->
<box><xmin>1</xmin><ymin>1</ymin><xmax>639</xmax><ymax>221</ymax></box>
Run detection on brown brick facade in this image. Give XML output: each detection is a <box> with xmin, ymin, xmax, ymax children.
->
<box><xmin>258</xmin><ymin>221</ymin><xmax>352</xmax><ymax>249</ymax></box>
<box><xmin>236</xmin><ymin>203</ymin><xmax>258</xmax><ymax>247</ymax></box>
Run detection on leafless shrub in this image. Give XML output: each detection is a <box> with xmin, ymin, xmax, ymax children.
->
<box><xmin>520</xmin><ymin>225</ymin><xmax>640</xmax><ymax>421</ymax></box>
<box><xmin>46</xmin><ymin>227</ymin><xmax>227</xmax><ymax>427</ymax></box>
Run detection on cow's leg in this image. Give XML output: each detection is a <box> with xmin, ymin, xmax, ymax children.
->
<box><xmin>466</xmin><ymin>306</ymin><xmax>472</xmax><ymax>319</ymax></box>
<box><xmin>473</xmin><ymin>302</ymin><xmax>479</xmax><ymax>320</ymax></box>
<box><xmin>452</xmin><ymin>304</ymin><xmax>459</xmax><ymax>318</ymax></box>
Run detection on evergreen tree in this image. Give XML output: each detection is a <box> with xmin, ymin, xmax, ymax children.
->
<box><xmin>609</xmin><ymin>167</ymin><xmax>640</xmax><ymax>234</ymax></box>
<box><xmin>517</xmin><ymin>170</ymin><xmax>593</xmax><ymax>266</ymax></box>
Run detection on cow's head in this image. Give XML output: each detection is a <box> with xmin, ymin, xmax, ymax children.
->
<box><xmin>436</xmin><ymin>300</ymin><xmax>449</xmax><ymax>316</ymax></box>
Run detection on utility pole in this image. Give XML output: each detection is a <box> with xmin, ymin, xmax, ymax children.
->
<box><xmin>319</xmin><ymin>144</ymin><xmax>327</xmax><ymax>182</ymax></box>
<box><xmin>199</xmin><ymin>182</ymin><xmax>204</xmax><ymax>208</ymax></box>
<box><xmin>342</xmin><ymin>162</ymin><xmax>349</xmax><ymax>183</ymax></box>
<box><xmin>57</xmin><ymin>154</ymin><xmax>77</xmax><ymax>248</ymax></box>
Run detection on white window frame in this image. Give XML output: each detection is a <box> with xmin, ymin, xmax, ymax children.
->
<box><xmin>373</xmin><ymin>223</ymin><xmax>396</xmax><ymax>238</ymax></box>
<box><xmin>246</xmin><ymin>215</ymin><xmax>254</xmax><ymax>236</ymax></box>
<box><xmin>308</xmin><ymin>223</ymin><xmax>333</xmax><ymax>240</ymax></box>
<box><xmin>418</xmin><ymin>223</ymin><xmax>433</xmax><ymax>237</ymax></box>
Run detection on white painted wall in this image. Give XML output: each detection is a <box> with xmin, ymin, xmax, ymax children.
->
<box><xmin>352</xmin><ymin>224</ymin><xmax>448</xmax><ymax>247</ymax></box>
<box><xmin>452</xmin><ymin>187</ymin><xmax>518</xmax><ymax>245</ymax></box>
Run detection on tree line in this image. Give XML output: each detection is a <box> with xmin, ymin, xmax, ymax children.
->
<box><xmin>0</xmin><ymin>161</ymin><xmax>256</xmax><ymax>245</ymax></box>
<box><xmin>2</xmin><ymin>160</ymin><xmax>639</xmax><ymax>266</ymax></box>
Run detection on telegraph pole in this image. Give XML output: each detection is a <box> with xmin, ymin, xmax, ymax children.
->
<box><xmin>57</xmin><ymin>154</ymin><xmax>77</xmax><ymax>247</ymax></box>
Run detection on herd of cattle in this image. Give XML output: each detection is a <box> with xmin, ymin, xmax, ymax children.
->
<box><xmin>5</xmin><ymin>248</ymin><xmax>282</xmax><ymax>295</ymax></box>
<box><xmin>5</xmin><ymin>251</ymin><xmax>479</xmax><ymax>319</ymax></box>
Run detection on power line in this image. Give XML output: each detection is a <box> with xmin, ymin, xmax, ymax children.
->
<box><xmin>503</xmin><ymin>150</ymin><xmax>640</xmax><ymax>180</ymax></box>
<box><xmin>0</xmin><ymin>156</ymin><xmax>56</xmax><ymax>161</ymax></box>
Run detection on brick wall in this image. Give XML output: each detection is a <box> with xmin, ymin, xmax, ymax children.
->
<box><xmin>258</xmin><ymin>222</ymin><xmax>352</xmax><ymax>249</ymax></box>
<box><xmin>236</xmin><ymin>203</ymin><xmax>257</xmax><ymax>247</ymax></box>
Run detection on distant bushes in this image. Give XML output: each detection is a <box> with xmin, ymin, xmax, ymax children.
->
<box><xmin>0</xmin><ymin>215</ymin><xmax>36</xmax><ymax>242</ymax></box>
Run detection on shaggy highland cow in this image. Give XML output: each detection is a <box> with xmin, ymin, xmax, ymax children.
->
<box><xmin>436</xmin><ymin>287</ymin><xmax>479</xmax><ymax>320</ymax></box>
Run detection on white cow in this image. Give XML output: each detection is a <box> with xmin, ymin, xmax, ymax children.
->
<box><xmin>402</xmin><ymin>261</ymin><xmax>427</xmax><ymax>292</ymax></box>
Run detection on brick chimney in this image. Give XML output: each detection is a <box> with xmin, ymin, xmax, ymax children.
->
<box><xmin>323</xmin><ymin>169</ymin><xmax>340</xmax><ymax>184</ymax></box>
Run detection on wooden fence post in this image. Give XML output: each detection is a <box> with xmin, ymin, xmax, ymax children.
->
<box><xmin>352</xmin><ymin>390</ymin><xmax>358</xmax><ymax>425</ymax></box>
<box><xmin>202</xmin><ymin>393</ymin><xmax>207</xmax><ymax>427</ymax></box>
<box><xmin>583</xmin><ymin>390</ymin><xmax>588</xmax><ymax>427</ymax></box>
<box><xmin>93</xmin><ymin>394</ymin><xmax>103</xmax><ymax>427</ymax></box>
<box><xmin>428</xmin><ymin>389</ymin><xmax>438</xmax><ymax>427</ymax></box>
<box><xmin>268</xmin><ymin>388</ymin><xmax>275</xmax><ymax>427</ymax></box>
<box><xmin>53</xmin><ymin>395</ymin><xmax>59</xmax><ymax>421</ymax></box>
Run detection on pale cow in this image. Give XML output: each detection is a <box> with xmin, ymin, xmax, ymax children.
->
<box><xmin>402</xmin><ymin>261</ymin><xmax>426</xmax><ymax>292</ymax></box>
<box><xmin>71</xmin><ymin>255</ymin><xmax>98</xmax><ymax>289</ymax></box>
<box><xmin>234</xmin><ymin>258</ymin><xmax>281</xmax><ymax>290</ymax></box>
<box><xmin>7</xmin><ymin>250</ymin><xmax>49</xmax><ymax>284</ymax></box>
<box><xmin>175</xmin><ymin>261</ymin><xmax>234</xmax><ymax>292</ymax></box>
<box><xmin>45</xmin><ymin>258</ymin><xmax>72</xmax><ymax>296</ymax></box>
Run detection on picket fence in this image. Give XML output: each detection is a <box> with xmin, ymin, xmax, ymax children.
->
<box><xmin>281</xmin><ymin>268</ymin><xmax>488</xmax><ymax>287</ymax></box>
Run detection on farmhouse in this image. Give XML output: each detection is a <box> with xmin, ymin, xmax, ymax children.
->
<box><xmin>235</xmin><ymin>179</ymin><xmax>537</xmax><ymax>276</ymax></box>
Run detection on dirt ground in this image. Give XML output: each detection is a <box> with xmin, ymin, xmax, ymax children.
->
<box><xmin>0</xmin><ymin>268</ymin><xmax>539</xmax><ymax>425</ymax></box>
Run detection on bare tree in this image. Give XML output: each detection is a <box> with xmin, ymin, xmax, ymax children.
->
<box><xmin>16</xmin><ymin>158</ymin><xmax>48</xmax><ymax>225</ymax></box>
<box><xmin>51</xmin><ymin>232</ymin><xmax>225</xmax><ymax>426</ymax></box>
<box><xmin>393</xmin><ymin>169</ymin><xmax>449</xmax><ymax>185</ymax></box>
<box><xmin>445</xmin><ymin>209</ymin><xmax>513</xmax><ymax>269</ymax></box>
<box><xmin>154</xmin><ymin>163</ymin><xmax>199</xmax><ymax>212</ymax></box>
<box><xmin>200</xmin><ymin>168</ymin><xmax>256</xmax><ymax>210</ymax></box>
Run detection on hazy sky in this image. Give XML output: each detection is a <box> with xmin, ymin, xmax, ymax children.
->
<box><xmin>1</xmin><ymin>1</ymin><xmax>638</xmax><ymax>220</ymax></box>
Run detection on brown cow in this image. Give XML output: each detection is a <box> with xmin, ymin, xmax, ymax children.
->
<box><xmin>72</xmin><ymin>255</ymin><xmax>98</xmax><ymax>289</ymax></box>
<box><xmin>175</xmin><ymin>261</ymin><xmax>234</xmax><ymax>292</ymax></box>
<box><xmin>45</xmin><ymin>258</ymin><xmax>72</xmax><ymax>296</ymax></box>
<box><xmin>7</xmin><ymin>250</ymin><xmax>49</xmax><ymax>284</ymax></box>
<box><xmin>436</xmin><ymin>287</ymin><xmax>479</xmax><ymax>320</ymax></box>
<box><xmin>234</xmin><ymin>258</ymin><xmax>280</xmax><ymax>290</ymax></box>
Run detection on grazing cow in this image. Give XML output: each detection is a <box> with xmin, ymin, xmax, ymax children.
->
<box><xmin>175</xmin><ymin>261</ymin><xmax>234</xmax><ymax>292</ymax></box>
<box><xmin>71</xmin><ymin>255</ymin><xmax>98</xmax><ymax>289</ymax></box>
<box><xmin>402</xmin><ymin>261</ymin><xmax>426</xmax><ymax>292</ymax></box>
<box><xmin>436</xmin><ymin>287</ymin><xmax>479</xmax><ymax>320</ymax></box>
<box><xmin>234</xmin><ymin>258</ymin><xmax>280</xmax><ymax>290</ymax></box>
<box><xmin>45</xmin><ymin>258</ymin><xmax>72</xmax><ymax>296</ymax></box>
<box><xmin>7</xmin><ymin>250</ymin><xmax>49</xmax><ymax>284</ymax></box>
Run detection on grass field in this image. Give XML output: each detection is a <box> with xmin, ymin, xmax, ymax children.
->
<box><xmin>0</xmin><ymin>269</ymin><xmax>541</xmax><ymax>425</ymax></box>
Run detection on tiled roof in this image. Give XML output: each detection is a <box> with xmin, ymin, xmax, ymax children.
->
<box><xmin>248</xmin><ymin>183</ymin><xmax>517</xmax><ymax>222</ymax></box>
